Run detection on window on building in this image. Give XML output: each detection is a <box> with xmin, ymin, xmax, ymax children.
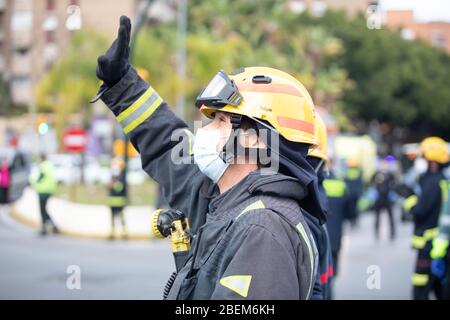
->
<box><xmin>46</xmin><ymin>0</ymin><xmax>55</xmax><ymax>11</ymax></box>
<box><xmin>45</xmin><ymin>30</ymin><xmax>55</xmax><ymax>43</ymax></box>
<box><xmin>400</xmin><ymin>28</ymin><xmax>416</xmax><ymax>41</ymax></box>
<box><xmin>431</xmin><ymin>31</ymin><xmax>446</xmax><ymax>49</ymax></box>
<box><xmin>289</xmin><ymin>0</ymin><xmax>306</xmax><ymax>14</ymax></box>
<box><xmin>311</xmin><ymin>0</ymin><xmax>327</xmax><ymax>17</ymax></box>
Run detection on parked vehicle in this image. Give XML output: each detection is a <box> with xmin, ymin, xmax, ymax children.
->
<box><xmin>0</xmin><ymin>148</ymin><xmax>31</xmax><ymax>202</ymax></box>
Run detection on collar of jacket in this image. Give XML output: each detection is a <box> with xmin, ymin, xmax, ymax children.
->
<box><xmin>207</xmin><ymin>170</ymin><xmax>308</xmax><ymax>216</ymax></box>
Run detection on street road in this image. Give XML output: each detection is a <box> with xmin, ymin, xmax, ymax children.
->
<box><xmin>0</xmin><ymin>205</ymin><xmax>415</xmax><ymax>299</ymax></box>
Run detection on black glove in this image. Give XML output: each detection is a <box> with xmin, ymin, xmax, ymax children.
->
<box><xmin>96</xmin><ymin>16</ymin><xmax>132</xmax><ymax>87</ymax></box>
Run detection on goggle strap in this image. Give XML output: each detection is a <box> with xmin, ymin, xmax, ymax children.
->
<box><xmin>230</xmin><ymin>114</ymin><xmax>242</xmax><ymax>129</ymax></box>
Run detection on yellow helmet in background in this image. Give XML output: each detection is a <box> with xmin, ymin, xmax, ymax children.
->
<box><xmin>347</xmin><ymin>158</ymin><xmax>360</xmax><ymax>168</ymax></box>
<box><xmin>420</xmin><ymin>136</ymin><xmax>449</xmax><ymax>164</ymax></box>
<box><xmin>308</xmin><ymin>111</ymin><xmax>328</xmax><ymax>160</ymax></box>
<box><xmin>197</xmin><ymin>67</ymin><xmax>318</xmax><ymax>146</ymax></box>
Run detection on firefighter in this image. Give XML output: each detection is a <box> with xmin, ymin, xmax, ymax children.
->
<box><xmin>344</xmin><ymin>158</ymin><xmax>364</xmax><ymax>227</ymax></box>
<box><xmin>92</xmin><ymin>16</ymin><xmax>326</xmax><ymax>299</ymax></box>
<box><xmin>29</xmin><ymin>154</ymin><xmax>59</xmax><ymax>236</ymax></box>
<box><xmin>430</xmin><ymin>176</ymin><xmax>450</xmax><ymax>299</ymax></box>
<box><xmin>403</xmin><ymin>136</ymin><xmax>449</xmax><ymax>300</ymax></box>
<box><xmin>108</xmin><ymin>158</ymin><xmax>128</xmax><ymax>240</ymax></box>
<box><xmin>306</xmin><ymin>112</ymin><xmax>333</xmax><ymax>300</ymax></box>
<box><xmin>371</xmin><ymin>157</ymin><xmax>397</xmax><ymax>240</ymax></box>
<box><xmin>322</xmin><ymin>161</ymin><xmax>350</xmax><ymax>299</ymax></box>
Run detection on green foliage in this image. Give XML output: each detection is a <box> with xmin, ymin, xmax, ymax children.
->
<box><xmin>316</xmin><ymin>10</ymin><xmax>450</xmax><ymax>137</ymax></box>
<box><xmin>36</xmin><ymin>30</ymin><xmax>109</xmax><ymax>140</ymax></box>
<box><xmin>35</xmin><ymin>0</ymin><xmax>450</xmax><ymax>139</ymax></box>
<box><xmin>0</xmin><ymin>77</ymin><xmax>11</xmax><ymax>116</ymax></box>
<box><xmin>133</xmin><ymin>0</ymin><xmax>348</xmax><ymax>125</ymax></box>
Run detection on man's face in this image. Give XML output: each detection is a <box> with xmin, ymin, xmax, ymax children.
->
<box><xmin>201</xmin><ymin>111</ymin><xmax>233</xmax><ymax>152</ymax></box>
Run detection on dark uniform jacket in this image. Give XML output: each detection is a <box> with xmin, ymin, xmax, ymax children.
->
<box><xmin>98</xmin><ymin>67</ymin><xmax>318</xmax><ymax>299</ymax></box>
<box><xmin>323</xmin><ymin>174</ymin><xmax>349</xmax><ymax>254</ymax></box>
<box><xmin>411</xmin><ymin>171</ymin><xmax>445</xmax><ymax>241</ymax></box>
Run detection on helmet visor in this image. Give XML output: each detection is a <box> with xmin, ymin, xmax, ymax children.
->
<box><xmin>195</xmin><ymin>70</ymin><xmax>243</xmax><ymax>109</ymax></box>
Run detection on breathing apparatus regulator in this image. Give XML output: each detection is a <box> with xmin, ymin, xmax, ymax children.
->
<box><xmin>151</xmin><ymin>209</ymin><xmax>191</xmax><ymax>266</ymax></box>
<box><xmin>150</xmin><ymin>208</ymin><xmax>192</xmax><ymax>299</ymax></box>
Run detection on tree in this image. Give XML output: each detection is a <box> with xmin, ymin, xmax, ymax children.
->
<box><xmin>316</xmin><ymin>10</ymin><xmax>450</xmax><ymax>140</ymax></box>
<box><xmin>133</xmin><ymin>0</ymin><xmax>349</xmax><ymax>125</ymax></box>
<box><xmin>0</xmin><ymin>77</ymin><xmax>11</xmax><ymax>116</ymax></box>
<box><xmin>36</xmin><ymin>30</ymin><xmax>109</xmax><ymax>143</ymax></box>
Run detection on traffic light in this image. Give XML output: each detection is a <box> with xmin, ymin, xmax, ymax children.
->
<box><xmin>36</xmin><ymin>114</ymin><xmax>49</xmax><ymax>135</ymax></box>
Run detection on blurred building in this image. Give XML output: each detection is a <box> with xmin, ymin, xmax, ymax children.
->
<box><xmin>1</xmin><ymin>0</ymin><xmax>143</xmax><ymax>110</ymax></box>
<box><xmin>0</xmin><ymin>0</ymin><xmax>11</xmax><ymax>76</ymax></box>
<box><xmin>384</xmin><ymin>10</ymin><xmax>450</xmax><ymax>54</ymax></box>
<box><xmin>288</xmin><ymin>0</ymin><xmax>374</xmax><ymax>17</ymax></box>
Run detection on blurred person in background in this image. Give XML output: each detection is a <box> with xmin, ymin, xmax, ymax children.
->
<box><xmin>403</xmin><ymin>137</ymin><xmax>449</xmax><ymax>300</ymax></box>
<box><xmin>323</xmin><ymin>159</ymin><xmax>351</xmax><ymax>299</ymax></box>
<box><xmin>30</xmin><ymin>155</ymin><xmax>59</xmax><ymax>236</ymax></box>
<box><xmin>91</xmin><ymin>16</ymin><xmax>325</xmax><ymax>299</ymax></box>
<box><xmin>371</xmin><ymin>156</ymin><xmax>397</xmax><ymax>240</ymax></box>
<box><xmin>108</xmin><ymin>158</ymin><xmax>128</xmax><ymax>240</ymax></box>
<box><xmin>344</xmin><ymin>158</ymin><xmax>364</xmax><ymax>227</ymax></box>
<box><xmin>430</xmin><ymin>173</ymin><xmax>450</xmax><ymax>299</ymax></box>
<box><xmin>306</xmin><ymin>112</ymin><xmax>333</xmax><ymax>300</ymax></box>
<box><xmin>0</xmin><ymin>156</ymin><xmax>10</xmax><ymax>206</ymax></box>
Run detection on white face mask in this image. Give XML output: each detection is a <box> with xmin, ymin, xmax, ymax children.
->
<box><xmin>193</xmin><ymin>128</ymin><xmax>230</xmax><ymax>183</ymax></box>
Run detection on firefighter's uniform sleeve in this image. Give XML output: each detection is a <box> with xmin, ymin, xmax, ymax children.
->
<box><xmin>211</xmin><ymin>224</ymin><xmax>308</xmax><ymax>300</ymax></box>
<box><xmin>410</xmin><ymin>177</ymin><xmax>441</xmax><ymax>221</ymax></box>
<box><xmin>98</xmin><ymin>67</ymin><xmax>208</xmax><ymax>229</ymax></box>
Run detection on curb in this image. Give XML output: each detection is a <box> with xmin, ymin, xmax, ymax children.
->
<box><xmin>11</xmin><ymin>202</ymin><xmax>153</xmax><ymax>241</ymax></box>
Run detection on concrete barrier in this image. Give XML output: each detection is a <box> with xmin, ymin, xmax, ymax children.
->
<box><xmin>12</xmin><ymin>188</ymin><xmax>154</xmax><ymax>240</ymax></box>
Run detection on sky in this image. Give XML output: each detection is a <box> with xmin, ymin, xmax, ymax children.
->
<box><xmin>379</xmin><ymin>0</ymin><xmax>450</xmax><ymax>22</ymax></box>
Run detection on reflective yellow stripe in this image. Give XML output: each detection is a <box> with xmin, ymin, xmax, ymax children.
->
<box><xmin>424</xmin><ymin>227</ymin><xmax>438</xmax><ymax>240</ymax></box>
<box><xmin>411</xmin><ymin>227</ymin><xmax>439</xmax><ymax>249</ymax></box>
<box><xmin>123</xmin><ymin>96</ymin><xmax>163</xmax><ymax>134</ymax></box>
<box><xmin>236</xmin><ymin>200</ymin><xmax>265</xmax><ymax>219</ymax></box>
<box><xmin>117</xmin><ymin>87</ymin><xmax>155</xmax><ymax>122</ymax></box>
<box><xmin>295</xmin><ymin>222</ymin><xmax>314</xmax><ymax>299</ymax></box>
<box><xmin>346</xmin><ymin>168</ymin><xmax>361</xmax><ymax>180</ymax></box>
<box><xmin>219</xmin><ymin>275</ymin><xmax>252</xmax><ymax>298</ymax></box>
<box><xmin>109</xmin><ymin>196</ymin><xmax>127</xmax><ymax>207</ymax></box>
<box><xmin>440</xmin><ymin>180</ymin><xmax>448</xmax><ymax>203</ymax></box>
<box><xmin>323</xmin><ymin>179</ymin><xmax>346</xmax><ymax>197</ymax></box>
<box><xmin>411</xmin><ymin>236</ymin><xmax>426</xmax><ymax>249</ymax></box>
<box><xmin>116</xmin><ymin>86</ymin><xmax>163</xmax><ymax>134</ymax></box>
<box><xmin>403</xmin><ymin>195</ymin><xmax>418</xmax><ymax>212</ymax></box>
<box><xmin>431</xmin><ymin>237</ymin><xmax>449</xmax><ymax>259</ymax></box>
<box><xmin>411</xmin><ymin>273</ymin><xmax>429</xmax><ymax>286</ymax></box>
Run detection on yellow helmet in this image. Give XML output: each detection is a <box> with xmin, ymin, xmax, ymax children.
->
<box><xmin>308</xmin><ymin>112</ymin><xmax>328</xmax><ymax>160</ymax></box>
<box><xmin>420</xmin><ymin>136</ymin><xmax>449</xmax><ymax>164</ymax></box>
<box><xmin>196</xmin><ymin>67</ymin><xmax>318</xmax><ymax>145</ymax></box>
<box><xmin>347</xmin><ymin>158</ymin><xmax>359</xmax><ymax>168</ymax></box>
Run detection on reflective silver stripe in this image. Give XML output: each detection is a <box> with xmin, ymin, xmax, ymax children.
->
<box><xmin>119</xmin><ymin>91</ymin><xmax>160</xmax><ymax>129</ymax></box>
<box><xmin>296</xmin><ymin>222</ymin><xmax>315</xmax><ymax>300</ymax></box>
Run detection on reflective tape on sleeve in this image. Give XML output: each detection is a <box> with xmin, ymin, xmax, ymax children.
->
<box><xmin>116</xmin><ymin>87</ymin><xmax>163</xmax><ymax>134</ymax></box>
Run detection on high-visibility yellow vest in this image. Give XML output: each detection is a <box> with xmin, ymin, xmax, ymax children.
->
<box><xmin>30</xmin><ymin>160</ymin><xmax>57</xmax><ymax>194</ymax></box>
<box><xmin>323</xmin><ymin>179</ymin><xmax>347</xmax><ymax>198</ymax></box>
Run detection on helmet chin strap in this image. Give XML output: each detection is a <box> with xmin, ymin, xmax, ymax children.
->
<box><xmin>314</xmin><ymin>159</ymin><xmax>325</xmax><ymax>174</ymax></box>
<box><xmin>219</xmin><ymin>114</ymin><xmax>267</xmax><ymax>165</ymax></box>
